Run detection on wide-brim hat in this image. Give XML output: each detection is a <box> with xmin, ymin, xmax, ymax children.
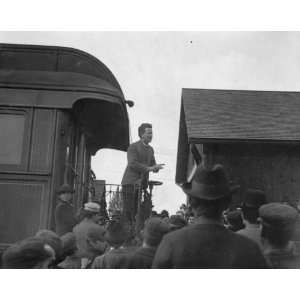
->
<box><xmin>182</xmin><ymin>164</ymin><xmax>239</xmax><ymax>200</ymax></box>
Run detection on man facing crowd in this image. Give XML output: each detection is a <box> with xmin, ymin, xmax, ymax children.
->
<box><xmin>121</xmin><ymin>123</ymin><xmax>164</xmax><ymax>228</ymax></box>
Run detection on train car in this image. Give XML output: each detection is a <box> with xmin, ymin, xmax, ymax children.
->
<box><xmin>0</xmin><ymin>43</ymin><xmax>130</xmax><ymax>250</ymax></box>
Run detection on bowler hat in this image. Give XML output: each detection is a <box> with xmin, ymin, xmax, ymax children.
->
<box><xmin>182</xmin><ymin>164</ymin><xmax>239</xmax><ymax>200</ymax></box>
<box><xmin>259</xmin><ymin>203</ymin><xmax>298</xmax><ymax>228</ymax></box>
<box><xmin>58</xmin><ymin>183</ymin><xmax>74</xmax><ymax>195</ymax></box>
<box><xmin>244</xmin><ymin>189</ymin><xmax>267</xmax><ymax>208</ymax></box>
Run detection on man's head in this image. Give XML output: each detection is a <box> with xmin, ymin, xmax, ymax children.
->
<box><xmin>60</xmin><ymin>232</ymin><xmax>77</xmax><ymax>258</ymax></box>
<box><xmin>87</xmin><ymin>226</ymin><xmax>108</xmax><ymax>255</ymax></box>
<box><xmin>105</xmin><ymin>220</ymin><xmax>127</xmax><ymax>248</ymax></box>
<box><xmin>169</xmin><ymin>215</ymin><xmax>187</xmax><ymax>231</ymax></box>
<box><xmin>82</xmin><ymin>202</ymin><xmax>101</xmax><ymax>223</ymax></box>
<box><xmin>143</xmin><ymin>217</ymin><xmax>170</xmax><ymax>247</ymax></box>
<box><xmin>58</xmin><ymin>183</ymin><xmax>74</xmax><ymax>202</ymax></box>
<box><xmin>225</xmin><ymin>210</ymin><xmax>245</xmax><ymax>231</ymax></box>
<box><xmin>259</xmin><ymin>203</ymin><xmax>298</xmax><ymax>248</ymax></box>
<box><xmin>182</xmin><ymin>164</ymin><xmax>239</xmax><ymax>220</ymax></box>
<box><xmin>138</xmin><ymin>123</ymin><xmax>152</xmax><ymax>144</ymax></box>
<box><xmin>242</xmin><ymin>189</ymin><xmax>267</xmax><ymax>224</ymax></box>
<box><xmin>160</xmin><ymin>210</ymin><xmax>169</xmax><ymax>220</ymax></box>
<box><xmin>35</xmin><ymin>230</ymin><xmax>63</xmax><ymax>265</ymax></box>
<box><xmin>2</xmin><ymin>237</ymin><xmax>55</xmax><ymax>269</ymax></box>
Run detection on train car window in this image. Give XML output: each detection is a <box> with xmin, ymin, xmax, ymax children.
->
<box><xmin>0</xmin><ymin>113</ymin><xmax>25</xmax><ymax>165</ymax></box>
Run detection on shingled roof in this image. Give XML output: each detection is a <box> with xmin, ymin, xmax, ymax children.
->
<box><xmin>182</xmin><ymin>88</ymin><xmax>300</xmax><ymax>142</ymax></box>
<box><xmin>176</xmin><ymin>88</ymin><xmax>300</xmax><ymax>184</ymax></box>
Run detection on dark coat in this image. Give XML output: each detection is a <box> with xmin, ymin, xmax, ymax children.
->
<box><xmin>152</xmin><ymin>223</ymin><xmax>269</xmax><ymax>269</ymax></box>
<box><xmin>91</xmin><ymin>248</ymin><xmax>132</xmax><ymax>269</ymax></box>
<box><xmin>121</xmin><ymin>140</ymin><xmax>156</xmax><ymax>188</ymax></box>
<box><xmin>55</xmin><ymin>201</ymin><xmax>76</xmax><ymax>236</ymax></box>
<box><xmin>264</xmin><ymin>242</ymin><xmax>300</xmax><ymax>268</ymax></box>
<box><xmin>127</xmin><ymin>246</ymin><xmax>157</xmax><ymax>269</ymax></box>
<box><xmin>73</xmin><ymin>219</ymin><xmax>105</xmax><ymax>259</ymax></box>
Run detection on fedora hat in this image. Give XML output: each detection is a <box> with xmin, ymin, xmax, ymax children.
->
<box><xmin>182</xmin><ymin>164</ymin><xmax>239</xmax><ymax>200</ymax></box>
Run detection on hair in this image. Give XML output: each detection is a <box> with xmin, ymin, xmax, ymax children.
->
<box><xmin>226</xmin><ymin>210</ymin><xmax>245</xmax><ymax>231</ymax></box>
<box><xmin>2</xmin><ymin>237</ymin><xmax>53</xmax><ymax>269</ymax></box>
<box><xmin>189</xmin><ymin>195</ymin><xmax>231</xmax><ymax>219</ymax></box>
<box><xmin>242</xmin><ymin>205</ymin><xmax>260</xmax><ymax>224</ymax></box>
<box><xmin>261</xmin><ymin>225</ymin><xmax>295</xmax><ymax>248</ymax></box>
<box><xmin>138</xmin><ymin>123</ymin><xmax>152</xmax><ymax>138</ymax></box>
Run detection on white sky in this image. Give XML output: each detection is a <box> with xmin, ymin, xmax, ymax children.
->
<box><xmin>2</xmin><ymin>31</ymin><xmax>300</xmax><ymax>214</ymax></box>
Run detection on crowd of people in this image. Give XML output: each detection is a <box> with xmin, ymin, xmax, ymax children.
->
<box><xmin>1</xmin><ymin>162</ymin><xmax>300</xmax><ymax>269</ymax></box>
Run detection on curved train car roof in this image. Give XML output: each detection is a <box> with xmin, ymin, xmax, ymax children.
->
<box><xmin>0</xmin><ymin>43</ymin><xmax>130</xmax><ymax>153</ymax></box>
<box><xmin>0</xmin><ymin>43</ymin><xmax>123</xmax><ymax>93</ymax></box>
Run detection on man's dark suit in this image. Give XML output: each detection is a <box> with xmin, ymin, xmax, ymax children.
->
<box><xmin>121</xmin><ymin>140</ymin><xmax>156</xmax><ymax>226</ymax></box>
<box><xmin>152</xmin><ymin>223</ymin><xmax>269</xmax><ymax>268</ymax></box>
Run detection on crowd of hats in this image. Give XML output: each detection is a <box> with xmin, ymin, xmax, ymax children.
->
<box><xmin>1</xmin><ymin>163</ymin><xmax>299</xmax><ymax>268</ymax></box>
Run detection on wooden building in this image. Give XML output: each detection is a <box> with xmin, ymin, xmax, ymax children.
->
<box><xmin>0</xmin><ymin>44</ymin><xmax>130</xmax><ymax>249</ymax></box>
<box><xmin>176</xmin><ymin>88</ymin><xmax>300</xmax><ymax>207</ymax></box>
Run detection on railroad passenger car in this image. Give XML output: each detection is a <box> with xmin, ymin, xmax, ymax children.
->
<box><xmin>0</xmin><ymin>43</ymin><xmax>130</xmax><ymax>249</ymax></box>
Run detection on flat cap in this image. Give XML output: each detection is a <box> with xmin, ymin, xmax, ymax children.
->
<box><xmin>244</xmin><ymin>189</ymin><xmax>267</xmax><ymax>208</ymax></box>
<box><xmin>259</xmin><ymin>203</ymin><xmax>298</xmax><ymax>227</ymax></box>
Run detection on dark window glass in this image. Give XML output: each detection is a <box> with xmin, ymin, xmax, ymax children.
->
<box><xmin>0</xmin><ymin>114</ymin><xmax>25</xmax><ymax>164</ymax></box>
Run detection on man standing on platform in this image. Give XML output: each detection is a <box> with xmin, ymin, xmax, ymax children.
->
<box><xmin>121</xmin><ymin>123</ymin><xmax>164</xmax><ymax>231</ymax></box>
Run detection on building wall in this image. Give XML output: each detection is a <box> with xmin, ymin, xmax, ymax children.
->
<box><xmin>187</xmin><ymin>142</ymin><xmax>300</xmax><ymax>207</ymax></box>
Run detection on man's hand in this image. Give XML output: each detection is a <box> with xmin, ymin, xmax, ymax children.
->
<box><xmin>149</xmin><ymin>163</ymin><xmax>165</xmax><ymax>173</ymax></box>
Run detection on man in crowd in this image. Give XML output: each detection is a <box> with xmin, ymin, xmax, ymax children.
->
<box><xmin>259</xmin><ymin>202</ymin><xmax>300</xmax><ymax>268</ymax></box>
<box><xmin>92</xmin><ymin>219</ymin><xmax>130</xmax><ymax>268</ymax></box>
<box><xmin>127</xmin><ymin>217</ymin><xmax>170</xmax><ymax>268</ymax></box>
<box><xmin>152</xmin><ymin>164</ymin><xmax>269</xmax><ymax>268</ymax></box>
<box><xmin>55</xmin><ymin>183</ymin><xmax>76</xmax><ymax>236</ymax></box>
<box><xmin>121</xmin><ymin>123</ymin><xmax>164</xmax><ymax>229</ymax></box>
<box><xmin>35</xmin><ymin>229</ymin><xmax>63</xmax><ymax>268</ymax></box>
<box><xmin>2</xmin><ymin>237</ymin><xmax>55</xmax><ymax>268</ymax></box>
<box><xmin>58</xmin><ymin>232</ymin><xmax>81</xmax><ymax>268</ymax></box>
<box><xmin>226</xmin><ymin>210</ymin><xmax>245</xmax><ymax>232</ymax></box>
<box><xmin>169</xmin><ymin>215</ymin><xmax>187</xmax><ymax>231</ymax></box>
<box><xmin>237</xmin><ymin>189</ymin><xmax>267</xmax><ymax>247</ymax></box>
<box><xmin>73</xmin><ymin>202</ymin><xmax>104</xmax><ymax>268</ymax></box>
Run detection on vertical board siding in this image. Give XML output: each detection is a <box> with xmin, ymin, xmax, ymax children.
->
<box><xmin>204</xmin><ymin>143</ymin><xmax>300</xmax><ymax>205</ymax></box>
